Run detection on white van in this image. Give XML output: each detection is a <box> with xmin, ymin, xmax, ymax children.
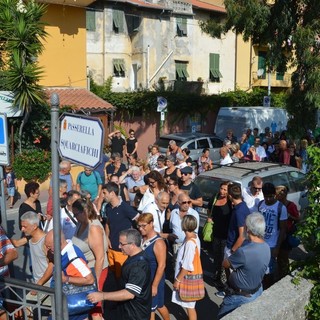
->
<box><xmin>214</xmin><ymin>106</ymin><xmax>288</xmax><ymax>139</ymax></box>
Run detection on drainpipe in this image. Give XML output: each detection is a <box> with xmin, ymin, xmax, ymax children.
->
<box><xmin>149</xmin><ymin>50</ymin><xmax>173</xmax><ymax>84</ymax></box>
<box><xmin>146</xmin><ymin>45</ymin><xmax>150</xmax><ymax>89</ymax></box>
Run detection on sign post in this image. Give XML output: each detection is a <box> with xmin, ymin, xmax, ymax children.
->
<box><xmin>0</xmin><ymin>113</ymin><xmax>10</xmax><ymax>230</ymax></box>
<box><xmin>157</xmin><ymin>97</ymin><xmax>167</xmax><ymax>135</ymax></box>
<box><xmin>58</xmin><ymin>113</ymin><xmax>105</xmax><ymax>168</ymax></box>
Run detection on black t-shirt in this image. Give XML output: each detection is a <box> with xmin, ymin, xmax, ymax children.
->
<box><xmin>210</xmin><ymin>201</ymin><xmax>233</xmax><ymax>239</ymax></box>
<box><xmin>111</xmin><ymin>136</ymin><xmax>126</xmax><ymax>157</ymax></box>
<box><xmin>106</xmin><ymin>163</ymin><xmax>127</xmax><ymax>177</ymax></box>
<box><xmin>180</xmin><ymin>182</ymin><xmax>202</xmax><ymax>200</ymax></box>
<box><xmin>126</xmin><ymin>138</ymin><xmax>137</xmax><ymax>155</ymax></box>
<box><xmin>119</xmin><ymin>251</ymin><xmax>152</xmax><ymax>320</ymax></box>
<box><xmin>19</xmin><ymin>200</ymin><xmax>42</xmax><ymax>230</ymax></box>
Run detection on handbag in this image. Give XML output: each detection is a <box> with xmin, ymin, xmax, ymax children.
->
<box><xmin>202</xmin><ymin>221</ymin><xmax>213</xmax><ymax>242</ymax></box>
<box><xmin>62</xmin><ymin>257</ymin><xmax>97</xmax><ymax>315</ymax></box>
<box><xmin>179</xmin><ymin>239</ymin><xmax>205</xmax><ymax>302</ymax></box>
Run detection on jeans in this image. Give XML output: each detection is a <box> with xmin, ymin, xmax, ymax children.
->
<box><xmin>218</xmin><ymin>286</ymin><xmax>263</xmax><ymax>319</ymax></box>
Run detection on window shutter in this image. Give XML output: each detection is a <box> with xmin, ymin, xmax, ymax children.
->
<box><xmin>86</xmin><ymin>10</ymin><xmax>96</xmax><ymax>32</ymax></box>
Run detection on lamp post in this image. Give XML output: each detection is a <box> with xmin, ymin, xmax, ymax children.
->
<box><xmin>50</xmin><ymin>93</ymin><xmax>64</xmax><ymax>318</ymax></box>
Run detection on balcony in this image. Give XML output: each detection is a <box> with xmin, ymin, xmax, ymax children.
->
<box><xmin>252</xmin><ymin>71</ymin><xmax>292</xmax><ymax>88</ymax></box>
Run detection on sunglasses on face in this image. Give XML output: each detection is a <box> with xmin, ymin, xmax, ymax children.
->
<box><xmin>180</xmin><ymin>200</ymin><xmax>192</xmax><ymax>205</ymax></box>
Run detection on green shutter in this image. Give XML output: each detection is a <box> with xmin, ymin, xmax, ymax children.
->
<box><xmin>276</xmin><ymin>72</ymin><xmax>284</xmax><ymax>80</ymax></box>
<box><xmin>258</xmin><ymin>51</ymin><xmax>267</xmax><ymax>78</ymax></box>
<box><xmin>113</xmin><ymin>10</ymin><xmax>124</xmax><ymax>33</ymax></box>
<box><xmin>86</xmin><ymin>10</ymin><xmax>96</xmax><ymax>32</ymax></box>
<box><xmin>177</xmin><ymin>17</ymin><xmax>187</xmax><ymax>36</ymax></box>
<box><xmin>113</xmin><ymin>59</ymin><xmax>125</xmax><ymax>72</ymax></box>
<box><xmin>210</xmin><ymin>53</ymin><xmax>222</xmax><ymax>79</ymax></box>
<box><xmin>176</xmin><ymin>62</ymin><xmax>184</xmax><ymax>78</ymax></box>
<box><xmin>181</xmin><ymin>63</ymin><xmax>189</xmax><ymax>78</ymax></box>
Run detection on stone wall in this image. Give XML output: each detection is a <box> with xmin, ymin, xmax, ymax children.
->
<box><xmin>224</xmin><ymin>275</ymin><xmax>313</xmax><ymax>320</ymax></box>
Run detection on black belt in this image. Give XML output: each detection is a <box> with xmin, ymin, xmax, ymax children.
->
<box><xmin>231</xmin><ymin>284</ymin><xmax>261</xmax><ymax>297</ymax></box>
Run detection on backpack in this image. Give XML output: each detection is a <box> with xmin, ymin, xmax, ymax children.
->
<box><xmin>79</xmin><ymin>170</ymin><xmax>100</xmax><ymax>185</ymax></box>
<box><xmin>258</xmin><ymin>200</ymin><xmax>284</xmax><ymax>230</ymax></box>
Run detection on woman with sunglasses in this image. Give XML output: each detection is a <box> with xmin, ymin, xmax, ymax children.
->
<box><xmin>137</xmin><ymin>213</ymin><xmax>170</xmax><ymax>320</ymax></box>
<box><xmin>163</xmin><ymin>155</ymin><xmax>181</xmax><ymax>183</ymax></box>
<box><xmin>138</xmin><ymin>171</ymin><xmax>167</xmax><ymax>212</ymax></box>
<box><xmin>207</xmin><ymin>181</ymin><xmax>232</xmax><ymax>291</ymax></box>
<box><xmin>72</xmin><ymin>198</ymin><xmax>108</xmax><ymax>320</ymax></box>
<box><xmin>125</xmin><ymin>129</ymin><xmax>138</xmax><ymax>162</ymax></box>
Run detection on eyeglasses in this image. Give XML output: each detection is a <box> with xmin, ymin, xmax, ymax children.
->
<box><xmin>181</xmin><ymin>173</ymin><xmax>190</xmax><ymax>176</ymax></box>
<box><xmin>180</xmin><ymin>200</ymin><xmax>192</xmax><ymax>205</ymax></box>
<box><xmin>253</xmin><ymin>187</ymin><xmax>262</xmax><ymax>190</ymax></box>
<box><xmin>119</xmin><ymin>242</ymin><xmax>132</xmax><ymax>247</ymax></box>
<box><xmin>137</xmin><ymin>224</ymin><xmax>149</xmax><ymax>229</ymax></box>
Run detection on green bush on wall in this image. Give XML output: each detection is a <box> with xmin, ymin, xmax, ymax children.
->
<box><xmin>13</xmin><ymin>149</ymin><xmax>51</xmax><ymax>183</ymax></box>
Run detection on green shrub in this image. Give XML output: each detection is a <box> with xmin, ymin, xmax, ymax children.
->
<box><xmin>13</xmin><ymin>149</ymin><xmax>51</xmax><ymax>183</ymax></box>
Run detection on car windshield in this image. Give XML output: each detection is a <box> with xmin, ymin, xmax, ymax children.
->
<box><xmin>194</xmin><ymin>176</ymin><xmax>223</xmax><ymax>203</ymax></box>
<box><xmin>156</xmin><ymin>138</ymin><xmax>183</xmax><ymax>148</ymax></box>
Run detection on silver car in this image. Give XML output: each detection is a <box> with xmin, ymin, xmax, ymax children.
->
<box><xmin>193</xmin><ymin>162</ymin><xmax>309</xmax><ymax>226</ymax></box>
<box><xmin>155</xmin><ymin>132</ymin><xmax>224</xmax><ymax>164</ymax></box>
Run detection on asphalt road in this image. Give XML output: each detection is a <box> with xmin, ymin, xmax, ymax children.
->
<box><xmin>4</xmin><ymin>195</ymin><xmax>223</xmax><ymax>320</ymax></box>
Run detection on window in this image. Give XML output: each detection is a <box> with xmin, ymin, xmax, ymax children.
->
<box><xmin>197</xmin><ymin>138</ymin><xmax>210</xmax><ymax>149</ymax></box>
<box><xmin>175</xmin><ymin>61</ymin><xmax>189</xmax><ymax>81</ymax></box>
<box><xmin>113</xmin><ymin>9</ymin><xmax>124</xmax><ymax>33</ymax></box>
<box><xmin>210</xmin><ymin>137</ymin><xmax>223</xmax><ymax>148</ymax></box>
<box><xmin>186</xmin><ymin>141</ymin><xmax>195</xmax><ymax>150</ymax></box>
<box><xmin>176</xmin><ymin>17</ymin><xmax>187</xmax><ymax>37</ymax></box>
<box><xmin>258</xmin><ymin>51</ymin><xmax>267</xmax><ymax>79</ymax></box>
<box><xmin>276</xmin><ymin>72</ymin><xmax>284</xmax><ymax>81</ymax></box>
<box><xmin>126</xmin><ymin>15</ymin><xmax>141</xmax><ymax>35</ymax></box>
<box><xmin>209</xmin><ymin>53</ymin><xmax>222</xmax><ymax>82</ymax></box>
<box><xmin>113</xmin><ymin>59</ymin><xmax>125</xmax><ymax>77</ymax></box>
<box><xmin>86</xmin><ymin>10</ymin><xmax>96</xmax><ymax>32</ymax></box>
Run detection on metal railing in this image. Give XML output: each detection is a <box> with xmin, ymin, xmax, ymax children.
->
<box><xmin>0</xmin><ymin>277</ymin><xmax>68</xmax><ymax>319</ymax></box>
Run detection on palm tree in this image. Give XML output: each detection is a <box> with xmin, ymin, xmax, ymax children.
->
<box><xmin>0</xmin><ymin>0</ymin><xmax>48</xmax><ymax>153</ymax></box>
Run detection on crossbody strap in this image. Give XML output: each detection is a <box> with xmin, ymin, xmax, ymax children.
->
<box><xmin>64</xmin><ymin>207</ymin><xmax>78</xmax><ymax>226</ymax></box>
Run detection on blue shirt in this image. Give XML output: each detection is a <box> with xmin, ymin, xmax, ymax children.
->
<box><xmin>226</xmin><ymin>201</ymin><xmax>250</xmax><ymax>249</ymax></box>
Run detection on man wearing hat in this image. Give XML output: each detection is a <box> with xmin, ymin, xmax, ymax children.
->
<box><xmin>179</xmin><ymin>166</ymin><xmax>203</xmax><ymax>207</ymax></box>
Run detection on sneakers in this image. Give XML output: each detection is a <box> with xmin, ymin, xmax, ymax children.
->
<box><xmin>215</xmin><ymin>291</ymin><xmax>226</xmax><ymax>298</ymax></box>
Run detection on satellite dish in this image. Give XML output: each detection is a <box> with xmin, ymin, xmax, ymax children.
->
<box><xmin>257</xmin><ymin>69</ymin><xmax>265</xmax><ymax>77</ymax></box>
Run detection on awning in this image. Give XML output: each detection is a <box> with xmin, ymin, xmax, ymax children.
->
<box><xmin>0</xmin><ymin>91</ymin><xmax>23</xmax><ymax>118</ymax></box>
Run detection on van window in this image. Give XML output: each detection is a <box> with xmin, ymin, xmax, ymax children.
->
<box><xmin>197</xmin><ymin>138</ymin><xmax>210</xmax><ymax>150</ymax></box>
<box><xmin>194</xmin><ymin>176</ymin><xmax>221</xmax><ymax>203</ymax></box>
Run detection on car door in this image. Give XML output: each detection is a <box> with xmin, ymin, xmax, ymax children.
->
<box><xmin>209</xmin><ymin>137</ymin><xmax>223</xmax><ymax>164</ymax></box>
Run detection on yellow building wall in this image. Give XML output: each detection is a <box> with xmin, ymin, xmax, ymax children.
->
<box><xmin>235</xmin><ymin>36</ymin><xmax>252</xmax><ymax>91</ymax></box>
<box><xmin>38</xmin><ymin>4</ymin><xmax>87</xmax><ymax>88</ymax></box>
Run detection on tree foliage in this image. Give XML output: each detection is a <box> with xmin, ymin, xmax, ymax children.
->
<box><xmin>200</xmin><ymin>0</ymin><xmax>320</xmax><ymax>138</ymax></box>
<box><xmin>0</xmin><ymin>0</ymin><xmax>48</xmax><ymax>152</ymax></box>
<box><xmin>295</xmin><ymin>145</ymin><xmax>320</xmax><ymax>319</ymax></box>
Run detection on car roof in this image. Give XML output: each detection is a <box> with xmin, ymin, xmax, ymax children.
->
<box><xmin>197</xmin><ymin>162</ymin><xmax>300</xmax><ymax>181</ymax></box>
<box><xmin>159</xmin><ymin>132</ymin><xmax>220</xmax><ymax>142</ymax></box>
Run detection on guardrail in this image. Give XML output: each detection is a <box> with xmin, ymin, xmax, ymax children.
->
<box><xmin>0</xmin><ymin>277</ymin><xmax>68</xmax><ymax>319</ymax></box>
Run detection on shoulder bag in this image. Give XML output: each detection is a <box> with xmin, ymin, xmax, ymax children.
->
<box><xmin>62</xmin><ymin>257</ymin><xmax>97</xmax><ymax>316</ymax></box>
<box><xmin>179</xmin><ymin>239</ymin><xmax>205</xmax><ymax>302</ymax></box>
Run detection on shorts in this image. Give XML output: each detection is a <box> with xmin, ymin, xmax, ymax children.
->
<box><xmin>7</xmin><ymin>187</ymin><xmax>15</xmax><ymax>197</ymax></box>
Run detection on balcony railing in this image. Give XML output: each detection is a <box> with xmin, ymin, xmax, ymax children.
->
<box><xmin>0</xmin><ymin>277</ymin><xmax>68</xmax><ymax>319</ymax></box>
<box><xmin>252</xmin><ymin>71</ymin><xmax>292</xmax><ymax>87</ymax></box>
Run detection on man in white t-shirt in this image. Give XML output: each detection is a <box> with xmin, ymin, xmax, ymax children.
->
<box><xmin>258</xmin><ymin>182</ymin><xmax>287</xmax><ymax>289</ymax></box>
<box><xmin>142</xmin><ymin>191</ymin><xmax>170</xmax><ymax>233</ymax></box>
<box><xmin>242</xmin><ymin>176</ymin><xmax>264</xmax><ymax>213</ymax></box>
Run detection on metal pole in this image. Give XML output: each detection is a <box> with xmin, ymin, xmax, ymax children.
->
<box><xmin>0</xmin><ymin>166</ymin><xmax>7</xmax><ymax>230</ymax></box>
<box><xmin>50</xmin><ymin>93</ymin><xmax>63</xmax><ymax>318</ymax></box>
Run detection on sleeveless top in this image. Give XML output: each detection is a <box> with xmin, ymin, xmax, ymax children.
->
<box><xmin>164</xmin><ymin>167</ymin><xmax>179</xmax><ymax>181</ymax></box>
<box><xmin>72</xmin><ymin>219</ymin><xmax>108</xmax><ymax>269</ymax></box>
<box><xmin>142</xmin><ymin>234</ymin><xmax>164</xmax><ymax>281</ymax></box>
<box><xmin>30</xmin><ymin>235</ymin><xmax>49</xmax><ymax>284</ymax></box>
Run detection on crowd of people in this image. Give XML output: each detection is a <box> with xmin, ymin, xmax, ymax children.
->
<box><xmin>0</xmin><ymin>126</ymin><xmax>307</xmax><ymax>320</ymax></box>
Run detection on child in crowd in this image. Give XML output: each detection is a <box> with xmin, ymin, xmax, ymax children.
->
<box><xmin>5</xmin><ymin>166</ymin><xmax>17</xmax><ymax>209</ymax></box>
